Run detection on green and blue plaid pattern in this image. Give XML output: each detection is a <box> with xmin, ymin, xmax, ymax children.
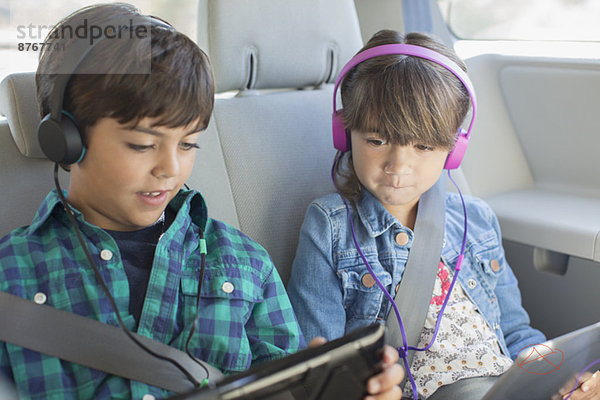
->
<box><xmin>0</xmin><ymin>189</ymin><xmax>303</xmax><ymax>400</ymax></box>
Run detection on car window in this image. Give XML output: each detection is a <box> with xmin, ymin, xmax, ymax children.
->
<box><xmin>437</xmin><ymin>0</ymin><xmax>600</xmax><ymax>42</ymax></box>
<box><xmin>0</xmin><ymin>0</ymin><xmax>198</xmax><ymax>82</ymax></box>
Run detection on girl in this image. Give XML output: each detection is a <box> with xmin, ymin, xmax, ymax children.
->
<box><xmin>287</xmin><ymin>30</ymin><xmax>599</xmax><ymax>399</ymax></box>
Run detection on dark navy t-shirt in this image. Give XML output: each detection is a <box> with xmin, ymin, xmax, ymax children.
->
<box><xmin>106</xmin><ymin>210</ymin><xmax>175</xmax><ymax>325</ymax></box>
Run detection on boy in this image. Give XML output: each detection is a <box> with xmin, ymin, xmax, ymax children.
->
<box><xmin>0</xmin><ymin>3</ymin><xmax>402</xmax><ymax>399</ymax></box>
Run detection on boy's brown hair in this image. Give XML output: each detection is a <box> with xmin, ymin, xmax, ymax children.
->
<box><xmin>334</xmin><ymin>30</ymin><xmax>471</xmax><ymax>203</ymax></box>
<box><xmin>36</xmin><ymin>3</ymin><xmax>214</xmax><ymax>151</ymax></box>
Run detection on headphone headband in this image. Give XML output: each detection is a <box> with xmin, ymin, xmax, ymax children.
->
<box><xmin>47</xmin><ymin>15</ymin><xmax>173</xmax><ymax>121</ymax></box>
<box><xmin>38</xmin><ymin>14</ymin><xmax>173</xmax><ymax>164</ymax></box>
<box><xmin>331</xmin><ymin>43</ymin><xmax>477</xmax><ymax>169</ymax></box>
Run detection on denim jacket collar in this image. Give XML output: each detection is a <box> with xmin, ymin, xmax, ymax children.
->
<box><xmin>355</xmin><ymin>188</ymin><xmax>403</xmax><ymax>238</ymax></box>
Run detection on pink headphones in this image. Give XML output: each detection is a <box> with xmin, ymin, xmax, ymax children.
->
<box><xmin>332</xmin><ymin>44</ymin><xmax>477</xmax><ymax>170</ymax></box>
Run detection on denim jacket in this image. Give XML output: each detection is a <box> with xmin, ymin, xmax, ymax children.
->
<box><xmin>287</xmin><ymin>189</ymin><xmax>545</xmax><ymax>359</ymax></box>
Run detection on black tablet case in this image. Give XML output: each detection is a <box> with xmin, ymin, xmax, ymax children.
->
<box><xmin>169</xmin><ymin>323</ymin><xmax>385</xmax><ymax>400</ymax></box>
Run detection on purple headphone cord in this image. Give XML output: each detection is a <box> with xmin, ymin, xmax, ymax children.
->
<box><xmin>563</xmin><ymin>357</ymin><xmax>600</xmax><ymax>400</ymax></box>
<box><xmin>331</xmin><ymin>154</ymin><xmax>469</xmax><ymax>399</ymax></box>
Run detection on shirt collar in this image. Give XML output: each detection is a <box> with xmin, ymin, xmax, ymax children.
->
<box><xmin>167</xmin><ymin>189</ymin><xmax>208</xmax><ymax>232</ymax></box>
<box><xmin>29</xmin><ymin>189</ymin><xmax>74</xmax><ymax>234</ymax></box>
<box><xmin>355</xmin><ymin>188</ymin><xmax>403</xmax><ymax>237</ymax></box>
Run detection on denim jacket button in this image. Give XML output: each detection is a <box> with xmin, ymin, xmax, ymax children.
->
<box><xmin>395</xmin><ymin>232</ymin><xmax>410</xmax><ymax>246</ymax></box>
<box><xmin>490</xmin><ymin>260</ymin><xmax>501</xmax><ymax>272</ymax></box>
<box><xmin>361</xmin><ymin>273</ymin><xmax>376</xmax><ymax>288</ymax></box>
<box><xmin>467</xmin><ymin>279</ymin><xmax>477</xmax><ymax>289</ymax></box>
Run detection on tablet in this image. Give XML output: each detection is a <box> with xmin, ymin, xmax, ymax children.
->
<box><xmin>168</xmin><ymin>323</ymin><xmax>385</xmax><ymax>400</ymax></box>
<box><xmin>482</xmin><ymin>321</ymin><xmax>600</xmax><ymax>400</ymax></box>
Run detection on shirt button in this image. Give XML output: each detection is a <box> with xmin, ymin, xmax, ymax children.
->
<box><xmin>100</xmin><ymin>249</ymin><xmax>113</xmax><ymax>261</ymax></box>
<box><xmin>467</xmin><ymin>279</ymin><xmax>477</xmax><ymax>289</ymax></box>
<box><xmin>222</xmin><ymin>281</ymin><xmax>234</xmax><ymax>294</ymax></box>
<box><xmin>33</xmin><ymin>292</ymin><xmax>47</xmax><ymax>304</ymax></box>
<box><xmin>490</xmin><ymin>259</ymin><xmax>501</xmax><ymax>272</ymax></box>
<box><xmin>493</xmin><ymin>323</ymin><xmax>501</xmax><ymax>330</ymax></box>
<box><xmin>142</xmin><ymin>395</ymin><xmax>156</xmax><ymax>400</ymax></box>
<box><xmin>395</xmin><ymin>232</ymin><xmax>410</xmax><ymax>246</ymax></box>
<box><xmin>361</xmin><ymin>273</ymin><xmax>376</xmax><ymax>288</ymax></box>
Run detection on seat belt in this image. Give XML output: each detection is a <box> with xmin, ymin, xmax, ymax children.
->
<box><xmin>384</xmin><ymin>174</ymin><xmax>446</xmax><ymax>371</ymax></box>
<box><xmin>0</xmin><ymin>291</ymin><xmax>224</xmax><ymax>393</ymax></box>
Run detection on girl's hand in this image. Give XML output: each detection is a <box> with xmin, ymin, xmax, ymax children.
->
<box><xmin>364</xmin><ymin>345</ymin><xmax>404</xmax><ymax>400</ymax></box>
<box><xmin>307</xmin><ymin>339</ymin><xmax>404</xmax><ymax>400</ymax></box>
<box><xmin>558</xmin><ymin>370</ymin><xmax>600</xmax><ymax>400</ymax></box>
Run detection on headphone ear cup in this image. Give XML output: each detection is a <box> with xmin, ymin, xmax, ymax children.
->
<box><xmin>444</xmin><ymin>129</ymin><xmax>470</xmax><ymax>170</ymax></box>
<box><xmin>332</xmin><ymin>111</ymin><xmax>349</xmax><ymax>152</ymax></box>
<box><xmin>38</xmin><ymin>113</ymin><xmax>85</xmax><ymax>165</ymax></box>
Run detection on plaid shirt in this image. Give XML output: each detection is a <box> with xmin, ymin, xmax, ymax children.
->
<box><xmin>0</xmin><ymin>189</ymin><xmax>303</xmax><ymax>400</ymax></box>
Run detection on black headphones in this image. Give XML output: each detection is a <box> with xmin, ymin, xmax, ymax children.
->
<box><xmin>37</xmin><ymin>15</ymin><xmax>173</xmax><ymax>165</ymax></box>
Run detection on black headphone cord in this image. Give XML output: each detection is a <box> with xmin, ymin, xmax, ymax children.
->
<box><xmin>53</xmin><ymin>163</ymin><xmax>203</xmax><ymax>388</ymax></box>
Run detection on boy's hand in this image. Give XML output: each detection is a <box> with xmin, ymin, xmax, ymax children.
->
<box><xmin>559</xmin><ymin>370</ymin><xmax>600</xmax><ymax>400</ymax></box>
<box><xmin>307</xmin><ymin>339</ymin><xmax>404</xmax><ymax>400</ymax></box>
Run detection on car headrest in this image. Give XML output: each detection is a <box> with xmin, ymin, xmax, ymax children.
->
<box><xmin>200</xmin><ymin>0</ymin><xmax>363</xmax><ymax>93</ymax></box>
<box><xmin>0</xmin><ymin>72</ymin><xmax>44</xmax><ymax>158</ymax></box>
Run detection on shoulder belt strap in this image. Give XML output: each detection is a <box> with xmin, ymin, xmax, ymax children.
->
<box><xmin>0</xmin><ymin>291</ymin><xmax>223</xmax><ymax>393</ymax></box>
<box><xmin>384</xmin><ymin>174</ymin><xmax>446</xmax><ymax>369</ymax></box>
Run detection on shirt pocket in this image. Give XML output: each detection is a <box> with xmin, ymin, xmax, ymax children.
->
<box><xmin>180</xmin><ymin>269</ymin><xmax>262</xmax><ymax>373</ymax></box>
<box><xmin>181</xmin><ymin>269</ymin><xmax>262</xmax><ymax>323</ymax></box>
<box><xmin>337</xmin><ymin>255</ymin><xmax>392</xmax><ymax>324</ymax></box>
<box><xmin>469</xmin><ymin>237</ymin><xmax>504</xmax><ymax>291</ymax></box>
